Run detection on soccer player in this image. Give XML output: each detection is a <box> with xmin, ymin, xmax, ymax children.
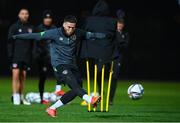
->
<box><xmin>7</xmin><ymin>8</ymin><xmax>33</xmax><ymax>105</ymax></box>
<box><xmin>34</xmin><ymin>10</ymin><xmax>64</xmax><ymax>104</ymax></box>
<box><xmin>109</xmin><ymin>19</ymin><xmax>129</xmax><ymax>104</ymax></box>
<box><xmin>13</xmin><ymin>15</ymin><xmax>106</xmax><ymax>117</ymax></box>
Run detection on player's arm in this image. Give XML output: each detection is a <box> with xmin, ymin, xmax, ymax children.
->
<box><xmin>8</xmin><ymin>25</ymin><xmax>16</xmax><ymax>41</ymax></box>
<box><xmin>7</xmin><ymin>24</ymin><xmax>16</xmax><ymax>60</ymax></box>
<box><xmin>13</xmin><ymin>30</ymin><xmax>53</xmax><ymax>41</ymax></box>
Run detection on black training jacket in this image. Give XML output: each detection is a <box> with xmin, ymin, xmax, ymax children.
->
<box><xmin>7</xmin><ymin>20</ymin><xmax>34</xmax><ymax>64</ymax></box>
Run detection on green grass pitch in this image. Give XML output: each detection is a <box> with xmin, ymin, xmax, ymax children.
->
<box><xmin>0</xmin><ymin>77</ymin><xmax>180</xmax><ymax>122</ymax></box>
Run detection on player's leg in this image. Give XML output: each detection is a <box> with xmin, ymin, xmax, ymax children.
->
<box><xmin>19</xmin><ymin>70</ymin><xmax>26</xmax><ymax>98</ymax></box>
<box><xmin>71</xmin><ymin>67</ymin><xmax>95</xmax><ymax>105</ymax></box>
<box><xmin>62</xmin><ymin>66</ymin><xmax>100</xmax><ymax>103</ymax></box>
<box><xmin>47</xmin><ymin>67</ymin><xmax>79</xmax><ymax>117</ymax></box>
<box><xmin>46</xmin><ymin>90</ymin><xmax>76</xmax><ymax>117</ymax></box>
<box><xmin>72</xmin><ymin>67</ymin><xmax>83</xmax><ymax>87</ymax></box>
<box><xmin>109</xmin><ymin>58</ymin><xmax>121</xmax><ymax>104</ymax></box>
<box><xmin>47</xmin><ymin>66</ymin><xmax>100</xmax><ymax>117</ymax></box>
<box><xmin>19</xmin><ymin>63</ymin><xmax>31</xmax><ymax>105</ymax></box>
<box><xmin>96</xmin><ymin>60</ymin><xmax>103</xmax><ymax>94</ymax></box>
<box><xmin>72</xmin><ymin>67</ymin><xmax>87</xmax><ymax>106</ymax></box>
<box><xmin>47</xmin><ymin>84</ymin><xmax>99</xmax><ymax>117</ymax></box>
<box><xmin>49</xmin><ymin>90</ymin><xmax>76</xmax><ymax>109</ymax></box>
<box><xmin>12</xmin><ymin>69</ymin><xmax>20</xmax><ymax>94</ymax></box>
<box><xmin>62</xmin><ymin>68</ymin><xmax>92</xmax><ymax>101</ymax></box>
<box><xmin>12</xmin><ymin>64</ymin><xmax>21</xmax><ymax>105</ymax></box>
<box><xmin>54</xmin><ymin>71</ymin><xmax>65</xmax><ymax>96</ymax></box>
<box><xmin>38</xmin><ymin>61</ymin><xmax>47</xmax><ymax>103</ymax></box>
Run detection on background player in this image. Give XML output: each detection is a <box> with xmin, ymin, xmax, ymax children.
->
<box><xmin>34</xmin><ymin>10</ymin><xmax>64</xmax><ymax>104</ymax></box>
<box><xmin>109</xmin><ymin>19</ymin><xmax>129</xmax><ymax>104</ymax></box>
<box><xmin>7</xmin><ymin>8</ymin><xmax>33</xmax><ymax>105</ymax></box>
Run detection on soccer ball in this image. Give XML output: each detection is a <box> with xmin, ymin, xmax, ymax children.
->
<box><xmin>49</xmin><ymin>93</ymin><xmax>58</xmax><ymax>102</ymax></box>
<box><xmin>43</xmin><ymin>92</ymin><xmax>50</xmax><ymax>101</ymax></box>
<box><xmin>127</xmin><ymin>83</ymin><xmax>144</xmax><ymax>100</ymax></box>
<box><xmin>26</xmin><ymin>92</ymin><xmax>41</xmax><ymax>103</ymax></box>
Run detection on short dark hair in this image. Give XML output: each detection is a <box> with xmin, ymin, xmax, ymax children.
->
<box><xmin>19</xmin><ymin>8</ymin><xmax>29</xmax><ymax>13</ymax></box>
<box><xmin>117</xmin><ymin>19</ymin><xmax>125</xmax><ymax>24</ymax></box>
<box><xmin>64</xmin><ymin>15</ymin><xmax>77</xmax><ymax>23</ymax></box>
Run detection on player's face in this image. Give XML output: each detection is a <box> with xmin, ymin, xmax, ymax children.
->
<box><xmin>18</xmin><ymin>9</ymin><xmax>29</xmax><ymax>23</ymax></box>
<box><xmin>117</xmin><ymin>23</ymin><xmax>124</xmax><ymax>32</ymax></box>
<box><xmin>43</xmin><ymin>18</ymin><xmax>53</xmax><ymax>26</ymax></box>
<box><xmin>63</xmin><ymin>22</ymin><xmax>76</xmax><ymax>36</ymax></box>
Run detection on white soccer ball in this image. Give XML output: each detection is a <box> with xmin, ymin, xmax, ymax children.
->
<box><xmin>127</xmin><ymin>83</ymin><xmax>144</xmax><ymax>100</ymax></box>
<box><xmin>49</xmin><ymin>93</ymin><xmax>58</xmax><ymax>102</ymax></box>
<box><xmin>26</xmin><ymin>92</ymin><xmax>41</xmax><ymax>103</ymax></box>
<box><xmin>33</xmin><ymin>94</ymin><xmax>41</xmax><ymax>103</ymax></box>
<box><xmin>25</xmin><ymin>92</ymin><xmax>34</xmax><ymax>102</ymax></box>
<box><xmin>43</xmin><ymin>92</ymin><xmax>50</xmax><ymax>101</ymax></box>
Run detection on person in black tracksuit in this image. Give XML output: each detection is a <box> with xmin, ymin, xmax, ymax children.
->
<box><xmin>83</xmin><ymin>0</ymin><xmax>117</xmax><ymax>96</ymax></box>
<box><xmin>109</xmin><ymin>19</ymin><xmax>129</xmax><ymax>104</ymax></box>
<box><xmin>7</xmin><ymin>8</ymin><xmax>33</xmax><ymax>105</ymax></box>
<box><xmin>34</xmin><ymin>10</ymin><xmax>64</xmax><ymax>104</ymax></box>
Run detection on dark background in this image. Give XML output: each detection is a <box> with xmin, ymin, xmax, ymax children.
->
<box><xmin>0</xmin><ymin>0</ymin><xmax>180</xmax><ymax>80</ymax></box>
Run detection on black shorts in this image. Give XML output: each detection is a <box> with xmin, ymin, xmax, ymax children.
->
<box><xmin>37</xmin><ymin>58</ymin><xmax>51</xmax><ymax>73</ymax></box>
<box><xmin>11</xmin><ymin>62</ymin><xmax>30</xmax><ymax>71</ymax></box>
<box><xmin>53</xmin><ymin>64</ymin><xmax>82</xmax><ymax>85</ymax></box>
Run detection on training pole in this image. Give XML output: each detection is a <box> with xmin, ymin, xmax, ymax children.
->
<box><xmin>106</xmin><ymin>61</ymin><xmax>114</xmax><ymax>112</ymax></box>
<box><xmin>100</xmin><ymin>65</ymin><xmax>105</xmax><ymax>112</ymax></box>
<box><xmin>93</xmin><ymin>64</ymin><xmax>97</xmax><ymax>111</ymax></box>
<box><xmin>86</xmin><ymin>60</ymin><xmax>91</xmax><ymax>111</ymax></box>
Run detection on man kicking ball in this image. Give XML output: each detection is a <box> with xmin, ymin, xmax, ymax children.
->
<box><xmin>13</xmin><ymin>15</ymin><xmax>106</xmax><ymax>117</ymax></box>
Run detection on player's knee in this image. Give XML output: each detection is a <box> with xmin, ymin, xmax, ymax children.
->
<box><xmin>12</xmin><ymin>69</ymin><xmax>20</xmax><ymax>79</ymax></box>
<box><xmin>12</xmin><ymin>69</ymin><xmax>20</xmax><ymax>74</ymax></box>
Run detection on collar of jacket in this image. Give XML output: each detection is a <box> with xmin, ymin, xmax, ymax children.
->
<box><xmin>17</xmin><ymin>19</ymin><xmax>29</xmax><ymax>26</ymax></box>
<box><xmin>42</xmin><ymin>24</ymin><xmax>54</xmax><ymax>29</ymax></box>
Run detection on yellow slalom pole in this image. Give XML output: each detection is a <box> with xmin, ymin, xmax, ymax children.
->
<box><xmin>100</xmin><ymin>65</ymin><xmax>105</xmax><ymax>112</ymax></box>
<box><xmin>93</xmin><ymin>64</ymin><xmax>97</xmax><ymax>111</ymax></box>
<box><xmin>106</xmin><ymin>61</ymin><xmax>114</xmax><ymax>112</ymax></box>
<box><xmin>86</xmin><ymin>60</ymin><xmax>91</xmax><ymax>112</ymax></box>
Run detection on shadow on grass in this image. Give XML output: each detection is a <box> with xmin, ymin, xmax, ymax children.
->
<box><xmin>95</xmin><ymin>114</ymin><xmax>122</xmax><ymax>119</ymax></box>
<box><xmin>94</xmin><ymin>114</ymin><xmax>151</xmax><ymax>119</ymax></box>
